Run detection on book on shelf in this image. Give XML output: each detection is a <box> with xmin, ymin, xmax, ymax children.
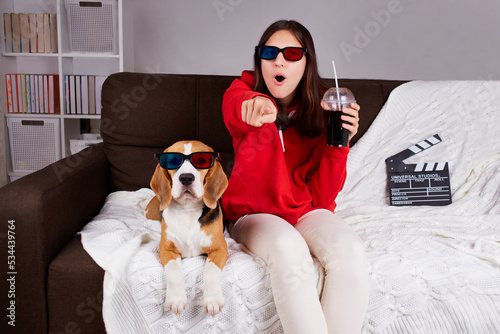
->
<box><xmin>3</xmin><ymin>13</ymin><xmax>12</xmax><ymax>53</ymax></box>
<box><xmin>3</xmin><ymin>12</ymin><xmax>57</xmax><ymax>53</ymax></box>
<box><xmin>5</xmin><ymin>73</ymin><xmax>60</xmax><ymax>114</ymax></box>
<box><xmin>64</xmin><ymin>75</ymin><xmax>107</xmax><ymax>115</ymax></box>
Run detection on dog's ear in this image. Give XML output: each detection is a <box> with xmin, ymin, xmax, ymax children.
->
<box><xmin>203</xmin><ymin>160</ymin><xmax>228</xmax><ymax>209</ymax></box>
<box><xmin>150</xmin><ymin>164</ymin><xmax>173</xmax><ymax>211</ymax></box>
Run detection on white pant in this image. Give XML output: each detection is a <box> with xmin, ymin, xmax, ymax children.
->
<box><xmin>229</xmin><ymin>209</ymin><xmax>369</xmax><ymax>334</ymax></box>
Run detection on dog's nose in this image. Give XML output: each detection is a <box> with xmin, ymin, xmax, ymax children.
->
<box><xmin>179</xmin><ymin>173</ymin><xmax>195</xmax><ymax>186</ymax></box>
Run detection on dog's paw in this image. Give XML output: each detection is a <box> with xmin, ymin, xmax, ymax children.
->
<box><xmin>203</xmin><ymin>292</ymin><xmax>224</xmax><ymax>316</ymax></box>
<box><xmin>165</xmin><ymin>292</ymin><xmax>187</xmax><ymax>316</ymax></box>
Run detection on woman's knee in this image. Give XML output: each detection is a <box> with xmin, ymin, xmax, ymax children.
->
<box><xmin>324</xmin><ymin>232</ymin><xmax>368</xmax><ymax>277</ymax></box>
<box><xmin>268</xmin><ymin>228</ymin><xmax>312</xmax><ymax>266</ymax></box>
<box><xmin>298</xmin><ymin>214</ymin><xmax>368</xmax><ymax>273</ymax></box>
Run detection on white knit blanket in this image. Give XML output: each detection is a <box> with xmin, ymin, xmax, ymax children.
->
<box><xmin>81</xmin><ymin>80</ymin><xmax>500</xmax><ymax>333</ymax></box>
<box><xmin>335</xmin><ymin>80</ymin><xmax>500</xmax><ymax>333</ymax></box>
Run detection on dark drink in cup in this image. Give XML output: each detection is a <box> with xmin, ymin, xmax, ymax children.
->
<box><xmin>326</xmin><ymin>106</ymin><xmax>349</xmax><ymax>147</ymax></box>
<box><xmin>321</xmin><ymin>87</ymin><xmax>355</xmax><ymax>147</ymax></box>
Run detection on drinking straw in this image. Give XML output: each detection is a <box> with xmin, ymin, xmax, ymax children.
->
<box><xmin>332</xmin><ymin>60</ymin><xmax>341</xmax><ymax>110</ymax></box>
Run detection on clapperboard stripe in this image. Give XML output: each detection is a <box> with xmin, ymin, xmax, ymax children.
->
<box><xmin>409</xmin><ymin>145</ymin><xmax>422</xmax><ymax>154</ymax></box>
<box><xmin>415</xmin><ymin>162</ymin><xmax>448</xmax><ymax>172</ymax></box>
<box><xmin>389</xmin><ymin>134</ymin><xmax>442</xmax><ymax>162</ymax></box>
<box><xmin>424</xmin><ymin>162</ymin><xmax>435</xmax><ymax>171</ymax></box>
<box><xmin>436</xmin><ymin>162</ymin><xmax>446</xmax><ymax>170</ymax></box>
<box><xmin>385</xmin><ymin>134</ymin><xmax>452</xmax><ymax>206</ymax></box>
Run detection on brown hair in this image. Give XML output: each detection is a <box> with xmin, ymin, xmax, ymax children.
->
<box><xmin>254</xmin><ymin>20</ymin><xmax>328</xmax><ymax>137</ymax></box>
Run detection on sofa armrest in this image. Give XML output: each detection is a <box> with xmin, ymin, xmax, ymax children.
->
<box><xmin>0</xmin><ymin>143</ymin><xmax>109</xmax><ymax>333</ymax></box>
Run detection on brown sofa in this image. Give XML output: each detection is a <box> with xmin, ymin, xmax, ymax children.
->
<box><xmin>0</xmin><ymin>72</ymin><xmax>406</xmax><ymax>333</ymax></box>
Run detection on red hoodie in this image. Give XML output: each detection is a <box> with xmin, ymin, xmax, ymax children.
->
<box><xmin>221</xmin><ymin>71</ymin><xmax>349</xmax><ymax>225</ymax></box>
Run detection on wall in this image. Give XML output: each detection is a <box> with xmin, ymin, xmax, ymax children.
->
<box><xmin>131</xmin><ymin>0</ymin><xmax>498</xmax><ymax>81</ymax></box>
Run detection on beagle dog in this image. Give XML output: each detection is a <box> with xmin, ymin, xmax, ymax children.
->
<box><xmin>145</xmin><ymin>140</ymin><xmax>228</xmax><ymax>316</ymax></box>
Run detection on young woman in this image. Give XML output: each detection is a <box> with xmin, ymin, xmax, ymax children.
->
<box><xmin>221</xmin><ymin>20</ymin><xmax>369</xmax><ymax>334</ymax></box>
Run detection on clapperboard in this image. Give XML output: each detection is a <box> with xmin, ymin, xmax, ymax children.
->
<box><xmin>386</xmin><ymin>134</ymin><xmax>452</xmax><ymax>206</ymax></box>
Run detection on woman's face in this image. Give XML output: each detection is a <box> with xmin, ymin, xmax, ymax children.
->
<box><xmin>261</xmin><ymin>30</ymin><xmax>307</xmax><ymax>107</ymax></box>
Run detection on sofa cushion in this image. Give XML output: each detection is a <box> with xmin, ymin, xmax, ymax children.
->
<box><xmin>101</xmin><ymin>73</ymin><xmax>237</xmax><ymax>191</ymax></box>
<box><xmin>196</xmin><ymin>76</ymin><xmax>235</xmax><ymax>152</ymax></box>
<box><xmin>101</xmin><ymin>73</ymin><xmax>200</xmax><ymax>191</ymax></box>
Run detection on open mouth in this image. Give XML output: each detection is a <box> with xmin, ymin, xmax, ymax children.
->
<box><xmin>275</xmin><ymin>75</ymin><xmax>285</xmax><ymax>83</ymax></box>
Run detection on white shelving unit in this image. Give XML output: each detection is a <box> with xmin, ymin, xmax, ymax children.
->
<box><xmin>1</xmin><ymin>0</ymin><xmax>125</xmax><ymax>182</ymax></box>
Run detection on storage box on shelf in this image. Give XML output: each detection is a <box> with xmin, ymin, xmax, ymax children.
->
<box><xmin>1</xmin><ymin>0</ymin><xmax>124</xmax><ymax>182</ymax></box>
<box><xmin>7</xmin><ymin>117</ymin><xmax>60</xmax><ymax>182</ymax></box>
<box><xmin>65</xmin><ymin>0</ymin><xmax>118</xmax><ymax>53</ymax></box>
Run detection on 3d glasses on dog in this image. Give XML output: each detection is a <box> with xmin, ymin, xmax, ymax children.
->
<box><xmin>155</xmin><ymin>152</ymin><xmax>220</xmax><ymax>170</ymax></box>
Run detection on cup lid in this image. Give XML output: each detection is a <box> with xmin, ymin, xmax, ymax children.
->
<box><xmin>322</xmin><ymin>87</ymin><xmax>356</xmax><ymax>104</ymax></box>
